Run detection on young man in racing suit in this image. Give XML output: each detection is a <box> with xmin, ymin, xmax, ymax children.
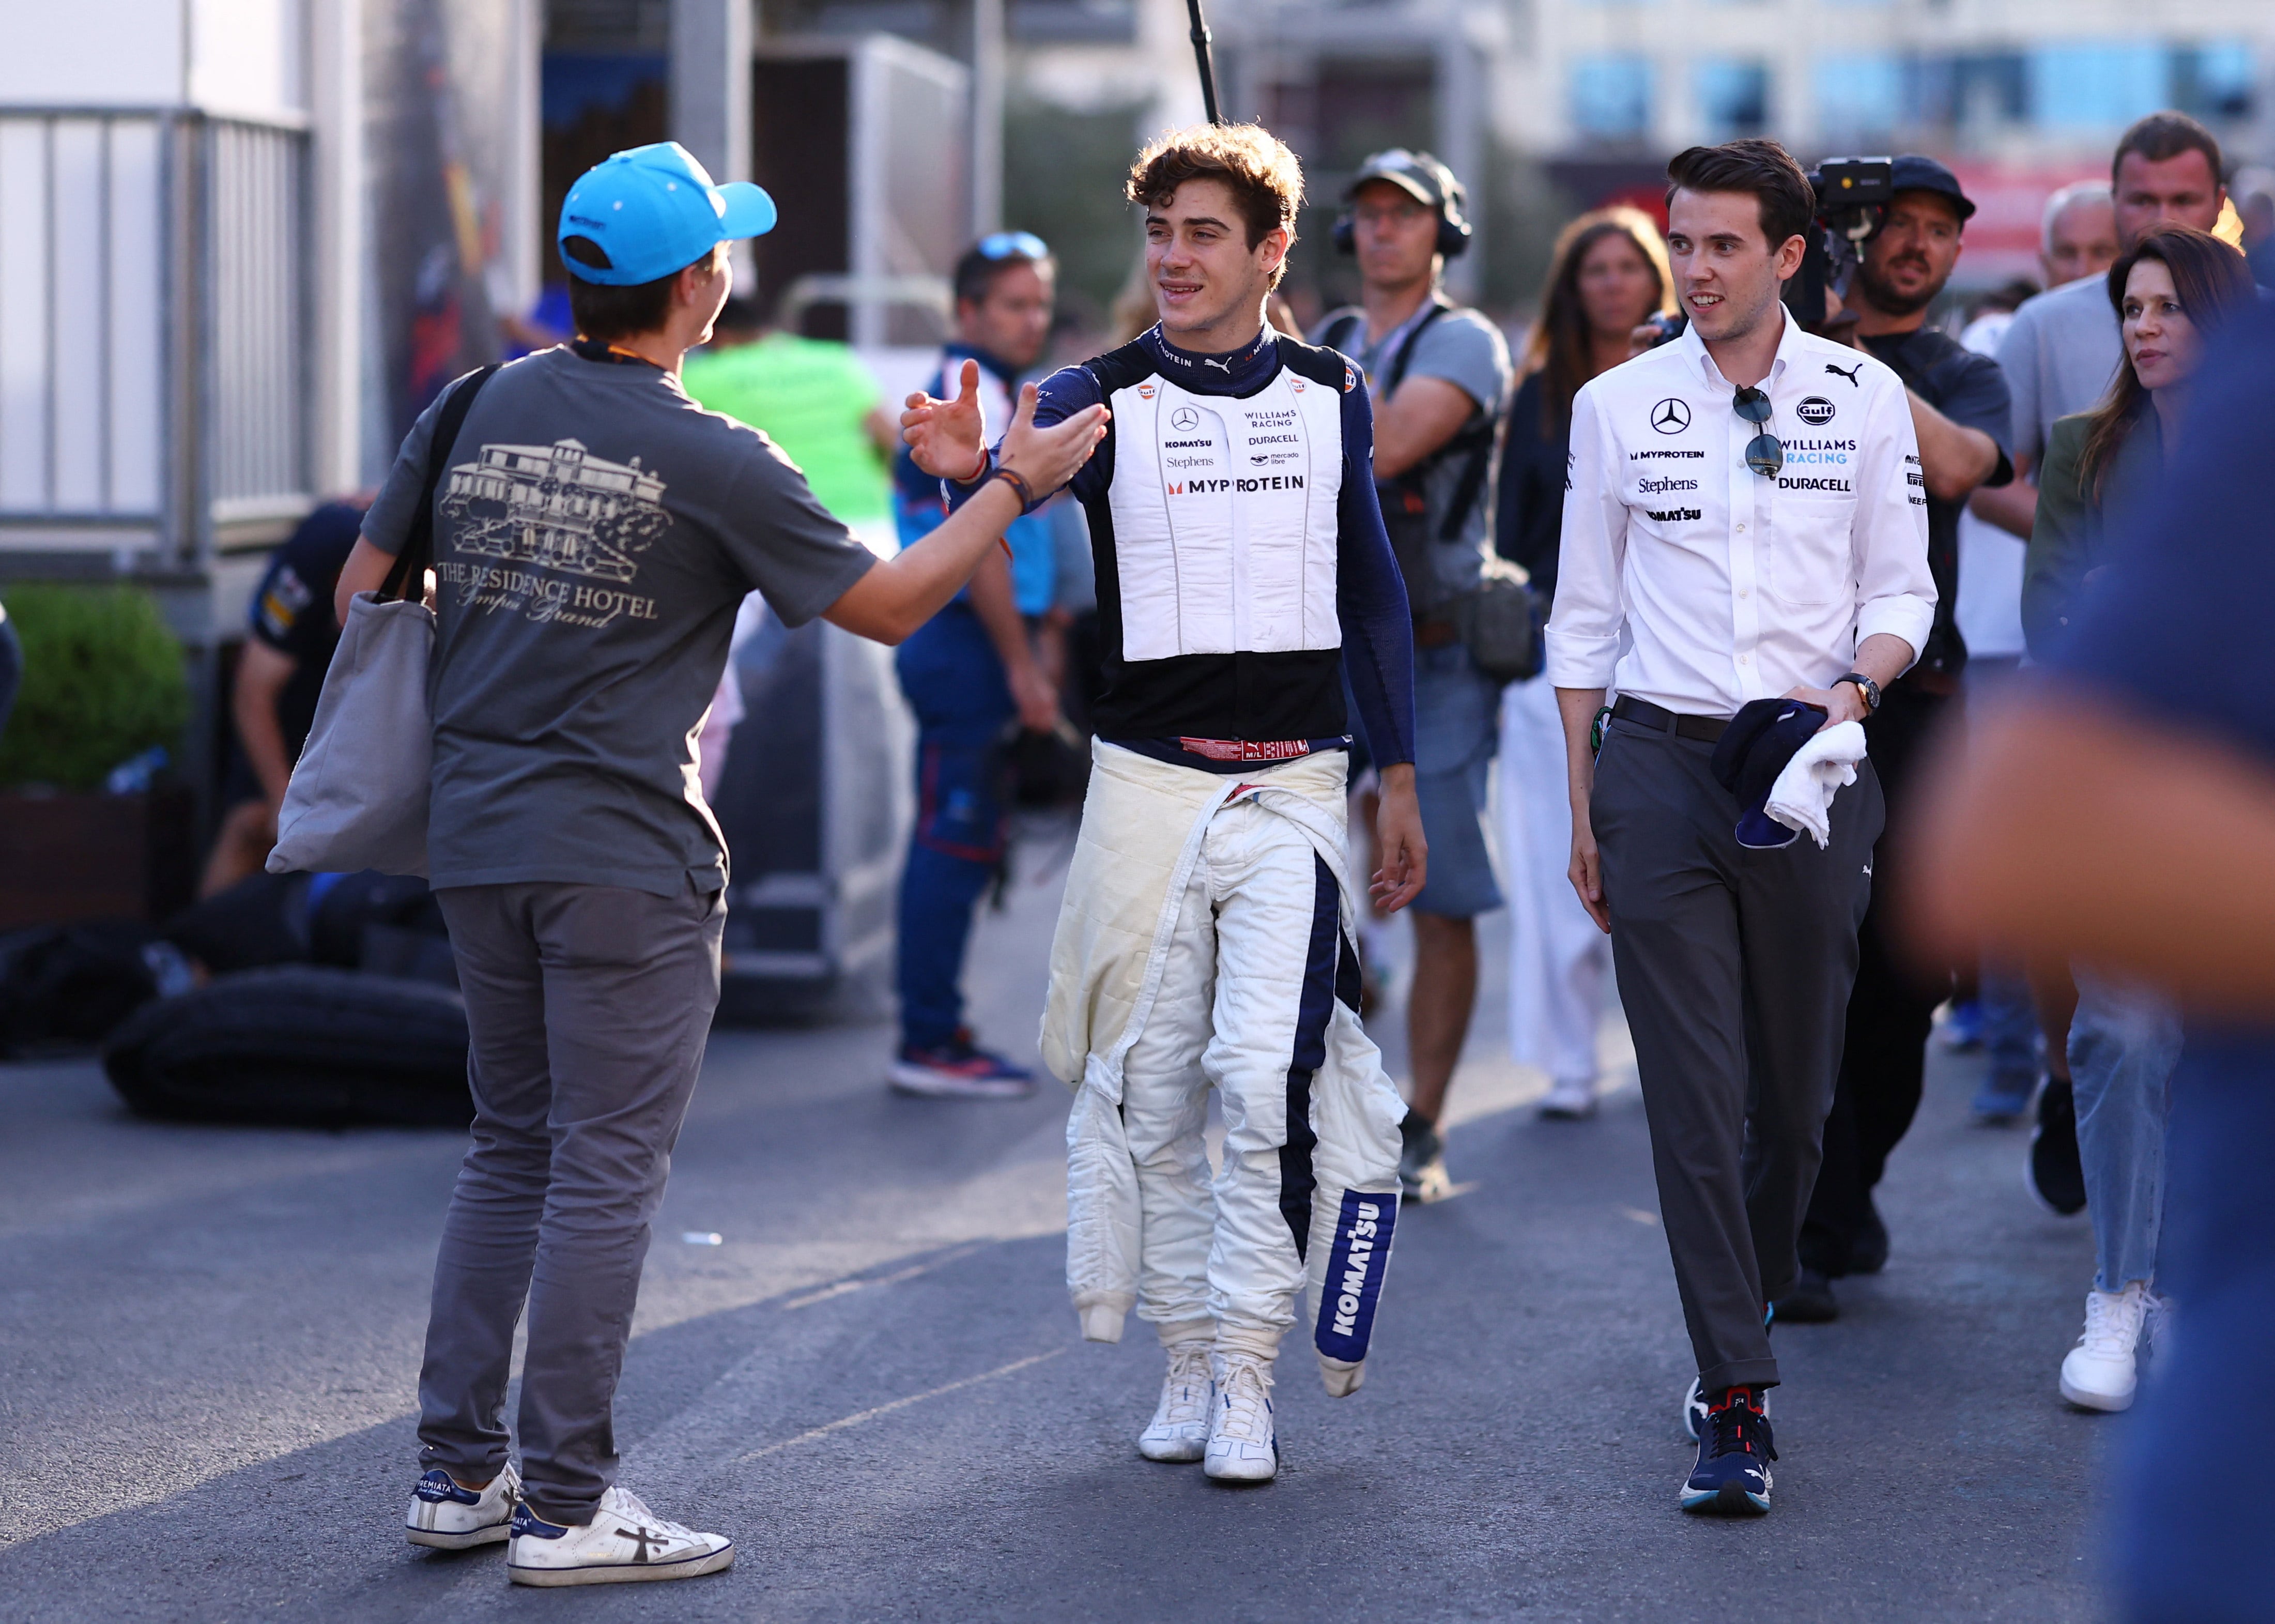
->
<box><xmin>903</xmin><ymin>124</ymin><xmax>1424</xmax><ymax>1484</ymax></box>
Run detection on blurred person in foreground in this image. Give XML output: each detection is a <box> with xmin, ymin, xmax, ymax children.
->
<box><xmin>1778</xmin><ymin>158</ymin><xmax>2016</xmax><ymax>1324</ymax></box>
<box><xmin>882</xmin><ymin>234</ymin><xmax>1068</xmax><ymax>1099</ymax></box>
<box><xmin>334</xmin><ymin>142</ymin><xmax>1105</xmax><ymax>1584</ymax></box>
<box><xmin>1907</xmin><ymin>302</ymin><xmax>2275</xmax><ymax>1624</ymax></box>
<box><xmin>1971</xmin><ymin>114</ymin><xmax>2227</xmax><ymax>1227</ymax></box>
<box><xmin>2009</xmin><ymin>226</ymin><xmax>2256</xmax><ymax>1414</ymax></box>
<box><xmin>201</xmin><ymin>499</ymin><xmax>371</xmax><ymax>896</ymax></box>
<box><xmin>1314</xmin><ymin>150</ymin><xmax>1512</xmax><ymax>1198</ymax></box>
<box><xmin>1494</xmin><ymin>206</ymin><xmax>1673</xmax><ymax>1120</ymax></box>
<box><xmin>1550</xmin><ymin>139</ymin><xmax>1934</xmax><ymax>1515</ymax></box>
<box><xmin>901</xmin><ymin>123</ymin><xmax>1424</xmax><ymax>1485</ymax></box>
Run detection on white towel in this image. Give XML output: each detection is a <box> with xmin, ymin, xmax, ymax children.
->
<box><xmin>1764</xmin><ymin>719</ymin><xmax>1868</xmax><ymax>848</ymax></box>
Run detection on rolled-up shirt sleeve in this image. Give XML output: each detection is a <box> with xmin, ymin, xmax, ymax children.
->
<box><xmin>1543</xmin><ymin>379</ymin><xmax>1626</xmax><ymax>688</ymax></box>
<box><xmin>1850</xmin><ymin>367</ymin><xmax>1937</xmax><ymax>665</ymax></box>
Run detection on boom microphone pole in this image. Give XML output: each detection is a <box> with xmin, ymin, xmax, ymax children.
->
<box><xmin>1184</xmin><ymin>0</ymin><xmax>1222</xmax><ymax>125</ymax></box>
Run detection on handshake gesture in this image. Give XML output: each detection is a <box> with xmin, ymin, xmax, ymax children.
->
<box><xmin>901</xmin><ymin>359</ymin><xmax>1108</xmax><ymax>505</ymax></box>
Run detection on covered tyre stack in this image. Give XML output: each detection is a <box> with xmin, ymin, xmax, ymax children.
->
<box><xmin>103</xmin><ymin>966</ymin><xmax>470</xmax><ymax>1128</ymax></box>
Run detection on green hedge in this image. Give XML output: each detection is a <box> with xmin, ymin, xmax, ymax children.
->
<box><xmin>0</xmin><ymin>585</ymin><xmax>190</xmax><ymax>792</ymax></box>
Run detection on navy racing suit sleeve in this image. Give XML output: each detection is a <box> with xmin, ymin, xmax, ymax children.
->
<box><xmin>1335</xmin><ymin>375</ymin><xmax>1417</xmax><ymax>767</ymax></box>
<box><xmin>943</xmin><ymin>363</ymin><xmax>1109</xmax><ymax>512</ymax></box>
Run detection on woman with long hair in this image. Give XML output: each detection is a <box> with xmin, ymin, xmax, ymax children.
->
<box><xmin>2020</xmin><ymin>223</ymin><xmax>2255</xmax><ymax>1414</ymax></box>
<box><xmin>1494</xmin><ymin>207</ymin><xmax>1673</xmax><ymax>1119</ymax></box>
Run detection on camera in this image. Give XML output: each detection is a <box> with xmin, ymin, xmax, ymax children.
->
<box><xmin>1786</xmin><ymin>156</ymin><xmax>1894</xmax><ymax>330</ymax></box>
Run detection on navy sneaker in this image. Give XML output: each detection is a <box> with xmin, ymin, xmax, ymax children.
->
<box><xmin>1682</xmin><ymin>1387</ymin><xmax>1776</xmax><ymax>1515</ymax></box>
<box><xmin>889</xmin><ymin>1030</ymin><xmax>1035</xmax><ymax>1099</ymax></box>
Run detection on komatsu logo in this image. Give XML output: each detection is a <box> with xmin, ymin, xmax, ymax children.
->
<box><xmin>1168</xmin><ymin>476</ymin><xmax>1306</xmax><ymax>496</ymax></box>
<box><xmin>1314</xmin><ymin>1188</ymin><xmax>1398</xmax><ymax>1363</ymax></box>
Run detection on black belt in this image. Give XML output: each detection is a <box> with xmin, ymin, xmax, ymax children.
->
<box><xmin>1612</xmin><ymin>695</ymin><xmax>1729</xmax><ymax>744</ymax></box>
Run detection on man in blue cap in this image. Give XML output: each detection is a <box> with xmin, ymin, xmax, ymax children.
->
<box><xmin>332</xmin><ymin>142</ymin><xmax>1106</xmax><ymax>1586</ymax></box>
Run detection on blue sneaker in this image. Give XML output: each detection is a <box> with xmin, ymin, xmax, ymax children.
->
<box><xmin>1682</xmin><ymin>1387</ymin><xmax>1776</xmax><ymax>1515</ymax></box>
<box><xmin>889</xmin><ymin>1030</ymin><xmax>1035</xmax><ymax>1099</ymax></box>
<box><xmin>1940</xmin><ymin>999</ymin><xmax>1985</xmax><ymax>1051</ymax></box>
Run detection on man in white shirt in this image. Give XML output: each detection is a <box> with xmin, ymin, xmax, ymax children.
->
<box><xmin>1547</xmin><ymin>139</ymin><xmax>1934</xmax><ymax>1517</ymax></box>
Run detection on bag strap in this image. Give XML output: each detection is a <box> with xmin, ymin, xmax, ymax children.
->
<box><xmin>1382</xmin><ymin>298</ymin><xmax>1450</xmax><ymax>396</ymax></box>
<box><xmin>379</xmin><ymin>364</ymin><xmax>501</xmax><ymax>603</ymax></box>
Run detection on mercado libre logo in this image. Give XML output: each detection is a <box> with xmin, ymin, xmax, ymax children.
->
<box><xmin>436</xmin><ymin>440</ymin><xmax>672</xmax><ymax>629</ymax></box>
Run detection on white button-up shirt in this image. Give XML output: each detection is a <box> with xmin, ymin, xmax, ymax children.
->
<box><xmin>1544</xmin><ymin>309</ymin><xmax>1936</xmax><ymax>716</ymax></box>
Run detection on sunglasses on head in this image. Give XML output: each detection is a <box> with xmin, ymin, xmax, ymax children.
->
<box><xmin>1734</xmin><ymin>386</ymin><xmax>1782</xmax><ymax>478</ymax></box>
<box><xmin>976</xmin><ymin>231</ymin><xmax>1050</xmax><ymax>261</ymax></box>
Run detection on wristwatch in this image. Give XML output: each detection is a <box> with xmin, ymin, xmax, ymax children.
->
<box><xmin>1834</xmin><ymin>672</ymin><xmax>1882</xmax><ymax>713</ymax></box>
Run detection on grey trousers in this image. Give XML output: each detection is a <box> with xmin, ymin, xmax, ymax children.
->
<box><xmin>1591</xmin><ymin>716</ymin><xmax>1881</xmax><ymax>1393</ymax></box>
<box><xmin>419</xmin><ymin>880</ymin><xmax>724</xmax><ymax>1524</ymax></box>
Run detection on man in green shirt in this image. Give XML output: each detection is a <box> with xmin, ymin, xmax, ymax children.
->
<box><xmin>682</xmin><ymin>296</ymin><xmax>896</xmax><ymax>529</ymax></box>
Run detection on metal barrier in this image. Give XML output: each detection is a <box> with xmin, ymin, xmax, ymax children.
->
<box><xmin>0</xmin><ymin>107</ymin><xmax>311</xmax><ymax>571</ymax></box>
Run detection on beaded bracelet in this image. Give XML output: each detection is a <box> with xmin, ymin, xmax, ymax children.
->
<box><xmin>990</xmin><ymin>464</ymin><xmax>1039</xmax><ymax>515</ymax></box>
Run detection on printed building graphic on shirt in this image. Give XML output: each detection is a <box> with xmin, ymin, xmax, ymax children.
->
<box><xmin>439</xmin><ymin>439</ymin><xmax>671</xmax><ymax>583</ymax></box>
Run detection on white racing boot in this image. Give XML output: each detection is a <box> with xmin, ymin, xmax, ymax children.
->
<box><xmin>2061</xmin><ymin>1282</ymin><xmax>2150</xmax><ymax>1412</ymax></box>
<box><xmin>1204</xmin><ymin>1352</ymin><xmax>1279</xmax><ymax>1484</ymax></box>
<box><xmin>1138</xmin><ymin>1341</ymin><xmax>1215</xmax><ymax>1462</ymax></box>
<box><xmin>406</xmin><ymin>1463</ymin><xmax>520</xmax><ymax>1550</ymax></box>
<box><xmin>506</xmin><ymin>1484</ymin><xmax>734</xmax><ymax>1587</ymax></box>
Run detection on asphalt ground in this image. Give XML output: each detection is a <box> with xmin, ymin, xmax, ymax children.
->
<box><xmin>1</xmin><ymin>828</ymin><xmax>2111</xmax><ymax>1621</ymax></box>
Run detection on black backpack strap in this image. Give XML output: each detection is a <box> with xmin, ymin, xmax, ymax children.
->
<box><xmin>380</xmin><ymin>364</ymin><xmax>500</xmax><ymax>603</ymax></box>
<box><xmin>1381</xmin><ymin>298</ymin><xmax>1451</xmax><ymax>397</ymax></box>
<box><xmin>1318</xmin><ymin>309</ymin><xmax>1365</xmax><ymax>363</ymax></box>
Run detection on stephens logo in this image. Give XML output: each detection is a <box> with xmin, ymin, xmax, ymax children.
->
<box><xmin>1314</xmin><ymin>1189</ymin><xmax>1398</xmax><ymax>1363</ymax></box>
<box><xmin>1650</xmin><ymin>397</ymin><xmax>1692</xmax><ymax>435</ymax></box>
<box><xmin>1170</xmin><ymin>405</ymin><xmax>1200</xmax><ymax>432</ymax></box>
<box><xmin>1647</xmin><ymin>507</ymin><xmax>1703</xmax><ymax>522</ymax></box>
<box><xmin>1796</xmin><ymin>396</ymin><xmax>1836</xmax><ymax>426</ymax></box>
<box><xmin>1637</xmin><ymin>476</ymin><xmax>1697</xmax><ymax>494</ymax></box>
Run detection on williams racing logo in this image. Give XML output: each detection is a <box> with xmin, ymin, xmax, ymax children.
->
<box><xmin>1314</xmin><ymin>1189</ymin><xmax>1397</xmax><ymax>1363</ymax></box>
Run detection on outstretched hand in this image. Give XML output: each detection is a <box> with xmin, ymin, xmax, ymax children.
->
<box><xmin>997</xmin><ymin>381</ymin><xmax>1108</xmax><ymax>503</ymax></box>
<box><xmin>901</xmin><ymin>358</ymin><xmax>988</xmax><ymax>481</ymax></box>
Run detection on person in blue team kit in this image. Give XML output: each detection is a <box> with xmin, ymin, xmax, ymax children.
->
<box><xmin>1911</xmin><ymin>305</ymin><xmax>2275</xmax><ymax>1624</ymax></box>
<box><xmin>887</xmin><ymin>233</ymin><xmax>1066</xmax><ymax>1098</ymax></box>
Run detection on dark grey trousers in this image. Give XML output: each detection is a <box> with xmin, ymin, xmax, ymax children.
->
<box><xmin>1591</xmin><ymin>716</ymin><xmax>1881</xmax><ymax>1393</ymax></box>
<box><xmin>419</xmin><ymin>880</ymin><xmax>724</xmax><ymax>1524</ymax></box>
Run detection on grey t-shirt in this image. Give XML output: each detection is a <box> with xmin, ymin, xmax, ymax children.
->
<box><xmin>1316</xmin><ymin>300</ymin><xmax>1512</xmax><ymax>599</ymax></box>
<box><xmin>364</xmin><ymin>345</ymin><xmax>878</xmax><ymax>896</ymax></box>
<box><xmin>1995</xmin><ymin>273</ymin><xmax>2122</xmax><ymax>468</ymax></box>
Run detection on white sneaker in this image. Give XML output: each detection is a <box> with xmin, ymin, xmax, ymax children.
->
<box><xmin>2060</xmin><ymin>1283</ymin><xmax>2149</xmax><ymax>1413</ymax></box>
<box><xmin>406</xmin><ymin>1463</ymin><xmax>520</xmax><ymax>1550</ymax></box>
<box><xmin>506</xmin><ymin>1484</ymin><xmax>735</xmax><ymax>1587</ymax></box>
<box><xmin>1139</xmin><ymin>1342</ymin><xmax>1215</xmax><ymax>1462</ymax></box>
<box><xmin>1539</xmin><ymin>1076</ymin><xmax>1599</xmax><ymax>1120</ymax></box>
<box><xmin>1204</xmin><ymin>1352</ymin><xmax>1279</xmax><ymax>1483</ymax></box>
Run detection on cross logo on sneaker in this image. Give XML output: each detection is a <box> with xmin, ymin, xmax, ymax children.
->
<box><xmin>617</xmin><ymin>1523</ymin><xmax>665</xmax><ymax>1564</ymax></box>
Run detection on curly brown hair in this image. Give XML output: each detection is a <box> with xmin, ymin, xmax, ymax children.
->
<box><xmin>1127</xmin><ymin>124</ymin><xmax>1304</xmax><ymax>287</ymax></box>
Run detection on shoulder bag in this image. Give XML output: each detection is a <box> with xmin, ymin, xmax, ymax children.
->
<box><xmin>267</xmin><ymin>366</ymin><xmax>498</xmax><ymax>879</ymax></box>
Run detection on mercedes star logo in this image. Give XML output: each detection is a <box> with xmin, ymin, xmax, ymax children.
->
<box><xmin>1170</xmin><ymin>406</ymin><xmax>1200</xmax><ymax>432</ymax></box>
<box><xmin>1650</xmin><ymin>397</ymin><xmax>1691</xmax><ymax>435</ymax></box>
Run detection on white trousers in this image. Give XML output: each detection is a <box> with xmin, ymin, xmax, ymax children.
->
<box><xmin>1497</xmin><ymin>677</ymin><xmax>1612</xmax><ymax>1087</ymax></box>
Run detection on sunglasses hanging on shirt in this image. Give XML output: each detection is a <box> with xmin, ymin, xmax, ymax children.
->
<box><xmin>1733</xmin><ymin>386</ymin><xmax>1783</xmax><ymax>478</ymax></box>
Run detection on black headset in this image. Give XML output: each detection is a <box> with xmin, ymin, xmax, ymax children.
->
<box><xmin>1333</xmin><ymin>150</ymin><xmax>1472</xmax><ymax>260</ymax></box>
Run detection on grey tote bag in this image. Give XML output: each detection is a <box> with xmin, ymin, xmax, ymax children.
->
<box><xmin>267</xmin><ymin>366</ymin><xmax>497</xmax><ymax>879</ymax></box>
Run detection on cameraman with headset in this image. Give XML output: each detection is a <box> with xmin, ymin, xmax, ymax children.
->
<box><xmin>1314</xmin><ymin>151</ymin><xmax>1513</xmax><ymax>1203</ymax></box>
<box><xmin>1780</xmin><ymin>156</ymin><xmax>2016</xmax><ymax>1324</ymax></box>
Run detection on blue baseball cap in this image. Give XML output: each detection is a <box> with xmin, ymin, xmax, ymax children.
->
<box><xmin>557</xmin><ymin>142</ymin><xmax>777</xmax><ymax>286</ymax></box>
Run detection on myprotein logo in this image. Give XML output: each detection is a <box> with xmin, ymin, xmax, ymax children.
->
<box><xmin>1632</xmin><ymin>448</ymin><xmax>1704</xmax><ymax>461</ymax></box>
<box><xmin>1637</xmin><ymin>476</ymin><xmax>1696</xmax><ymax>495</ymax></box>
<box><xmin>1168</xmin><ymin>475</ymin><xmax>1307</xmax><ymax>496</ymax></box>
<box><xmin>1314</xmin><ymin>1189</ymin><xmax>1398</xmax><ymax>1363</ymax></box>
<box><xmin>1647</xmin><ymin>507</ymin><xmax>1703</xmax><ymax>522</ymax></box>
<box><xmin>1795</xmin><ymin>395</ymin><xmax>1836</xmax><ymax>426</ymax></box>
